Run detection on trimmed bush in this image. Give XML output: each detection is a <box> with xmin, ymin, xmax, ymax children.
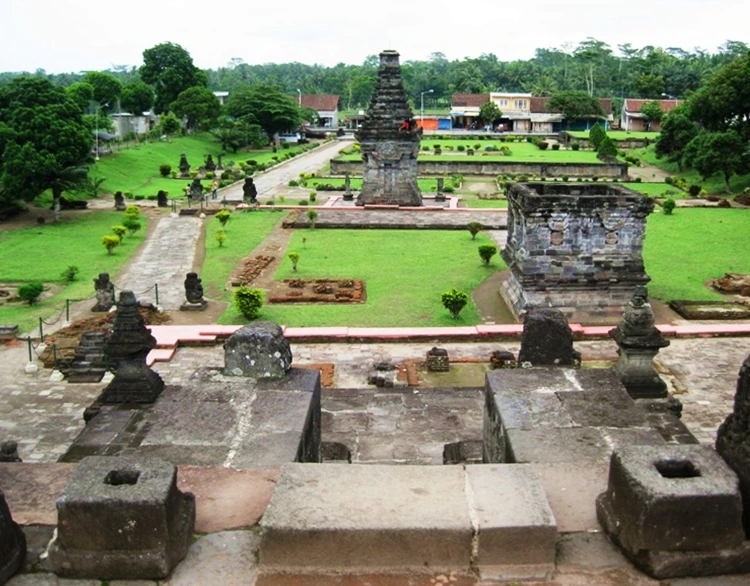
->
<box><xmin>551</xmin><ymin>144</ymin><xmax>560</xmax><ymax>150</ymax></box>
<box><xmin>467</xmin><ymin>221</ymin><xmax>483</xmax><ymax>240</ymax></box>
<box><xmin>159</xmin><ymin>164</ymin><xmax>171</xmax><ymax>177</ymax></box>
<box><xmin>478</xmin><ymin>244</ymin><xmax>498</xmax><ymax>265</ymax></box>
<box><xmin>18</xmin><ymin>281</ymin><xmax>44</xmax><ymax>305</ymax></box>
<box><xmin>441</xmin><ymin>288</ymin><xmax>468</xmax><ymax>319</ymax></box>
<box><xmin>288</xmin><ymin>252</ymin><xmax>300</xmax><ymax>271</ymax></box>
<box><xmin>215</xmin><ymin>229</ymin><xmax>227</xmax><ymax>247</ymax></box>
<box><xmin>111</xmin><ymin>225</ymin><xmax>127</xmax><ymax>242</ymax></box>
<box><xmin>234</xmin><ymin>286</ymin><xmax>265</xmax><ymax>320</ymax></box>
<box><xmin>102</xmin><ymin>235</ymin><xmax>120</xmax><ymax>255</ymax></box>
<box><xmin>60</xmin><ymin>265</ymin><xmax>79</xmax><ymax>283</ymax></box>
<box><xmin>215</xmin><ymin>210</ymin><xmax>231</xmax><ymax>227</ymax></box>
<box><xmin>122</xmin><ymin>218</ymin><xmax>141</xmax><ymax>236</ymax></box>
<box><xmin>688</xmin><ymin>184</ymin><xmax>701</xmax><ymax>197</ymax></box>
<box><xmin>571</xmin><ymin>143</ymin><xmax>580</xmax><ymax>151</ymax></box>
<box><xmin>663</xmin><ymin>198</ymin><xmax>676</xmax><ymax>215</ymax></box>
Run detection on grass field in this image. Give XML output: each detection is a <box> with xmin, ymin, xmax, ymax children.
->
<box><xmin>303</xmin><ymin>176</ymin><xmax>441</xmax><ymax>192</ymax></box>
<box><xmin>643</xmin><ymin>208</ymin><xmax>750</xmax><ymax>302</ymax></box>
<box><xmin>337</xmin><ymin>140</ymin><xmax>602</xmax><ymax>163</ymax></box>
<box><xmin>567</xmin><ymin>130</ymin><xmax>659</xmax><ymax>141</ymax></box>
<box><xmin>218</xmin><ymin>228</ymin><xmax>502</xmax><ymax>327</ymax></box>
<box><xmin>622</xmin><ymin>182</ymin><xmax>685</xmax><ymax>198</ymax></box>
<box><xmin>0</xmin><ymin>211</ymin><xmax>148</xmax><ymax>333</ymax></box>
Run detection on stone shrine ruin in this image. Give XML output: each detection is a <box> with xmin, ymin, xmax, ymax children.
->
<box><xmin>501</xmin><ymin>182</ymin><xmax>654</xmax><ymax>323</ymax></box>
<box><xmin>356</xmin><ymin>50</ymin><xmax>422</xmax><ymax>206</ymax></box>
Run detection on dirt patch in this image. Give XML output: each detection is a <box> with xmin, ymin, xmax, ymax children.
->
<box><xmin>711</xmin><ymin>273</ymin><xmax>750</xmax><ymax>297</ymax></box>
<box><xmin>268</xmin><ymin>279</ymin><xmax>365</xmax><ymax>304</ymax></box>
<box><xmin>229</xmin><ymin>255</ymin><xmax>276</xmax><ymax>286</ymax></box>
<box><xmin>299</xmin><ymin>363</ymin><xmax>335</xmax><ymax>387</ymax></box>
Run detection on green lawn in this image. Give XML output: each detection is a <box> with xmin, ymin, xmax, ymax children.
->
<box><xmin>337</xmin><ymin>140</ymin><xmax>601</xmax><ymax>163</ymax></box>
<box><xmin>566</xmin><ymin>130</ymin><xmax>659</xmax><ymax>141</ymax></box>
<box><xmin>304</xmin><ymin>176</ymin><xmax>440</xmax><ymax>192</ymax></box>
<box><xmin>629</xmin><ymin>145</ymin><xmax>750</xmax><ymax>196</ymax></box>
<box><xmin>218</xmin><ymin>229</ymin><xmax>502</xmax><ymax>327</ymax></box>
<box><xmin>644</xmin><ymin>208</ymin><xmax>750</xmax><ymax>302</ymax></box>
<box><xmin>622</xmin><ymin>182</ymin><xmax>685</xmax><ymax>198</ymax></box>
<box><xmin>90</xmin><ymin>133</ymin><xmax>317</xmax><ymax>199</ymax></box>
<box><xmin>461</xmin><ymin>198</ymin><xmax>508</xmax><ymax>208</ymax></box>
<box><xmin>0</xmin><ymin>211</ymin><xmax>148</xmax><ymax>333</ymax></box>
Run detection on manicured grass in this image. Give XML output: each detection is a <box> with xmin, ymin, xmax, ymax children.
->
<box><xmin>91</xmin><ymin>133</ymin><xmax>317</xmax><ymax>199</ymax></box>
<box><xmin>201</xmin><ymin>210</ymin><xmax>288</xmax><ymax>301</ymax></box>
<box><xmin>622</xmin><ymin>182</ymin><xmax>685</xmax><ymax>198</ymax></box>
<box><xmin>0</xmin><ymin>211</ymin><xmax>148</xmax><ymax>333</ymax></box>
<box><xmin>567</xmin><ymin>130</ymin><xmax>659</xmax><ymax>141</ymax></box>
<box><xmin>630</xmin><ymin>145</ymin><xmax>750</xmax><ymax>196</ymax></box>
<box><xmin>644</xmin><ymin>208</ymin><xmax>750</xmax><ymax>302</ymax></box>
<box><xmin>337</xmin><ymin>140</ymin><xmax>601</xmax><ymax>163</ymax></box>
<box><xmin>461</xmin><ymin>198</ymin><xmax>508</xmax><ymax>208</ymax></box>
<box><xmin>304</xmin><ymin>176</ymin><xmax>440</xmax><ymax>192</ymax></box>
<box><xmin>218</xmin><ymin>229</ymin><xmax>503</xmax><ymax>327</ymax></box>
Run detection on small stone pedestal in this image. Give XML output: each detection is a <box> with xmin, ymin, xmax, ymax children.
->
<box><xmin>224</xmin><ymin>322</ymin><xmax>292</xmax><ymax>379</ymax></box>
<box><xmin>610</xmin><ymin>287</ymin><xmax>670</xmax><ymax>398</ymax></box>
<box><xmin>426</xmin><ymin>347</ymin><xmax>449</xmax><ymax>372</ymax></box>
<box><xmin>49</xmin><ymin>456</ymin><xmax>195</xmax><ymax>580</ymax></box>
<box><xmin>0</xmin><ymin>488</ymin><xmax>25</xmax><ymax>584</ymax></box>
<box><xmin>596</xmin><ymin>445</ymin><xmax>750</xmax><ymax>578</ymax></box>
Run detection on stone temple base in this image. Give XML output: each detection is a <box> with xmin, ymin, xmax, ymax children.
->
<box><xmin>501</xmin><ymin>272</ymin><xmax>638</xmax><ymax>325</ymax></box>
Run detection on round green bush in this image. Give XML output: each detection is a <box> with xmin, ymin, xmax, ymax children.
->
<box><xmin>18</xmin><ymin>281</ymin><xmax>44</xmax><ymax>305</ymax></box>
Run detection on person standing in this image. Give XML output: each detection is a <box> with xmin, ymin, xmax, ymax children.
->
<box><xmin>211</xmin><ymin>180</ymin><xmax>218</xmax><ymax>200</ymax></box>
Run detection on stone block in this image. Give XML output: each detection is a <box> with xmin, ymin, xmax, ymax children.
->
<box><xmin>260</xmin><ymin>464</ymin><xmax>472</xmax><ymax>573</ymax></box>
<box><xmin>597</xmin><ymin>445</ymin><xmax>744</xmax><ymax>554</ymax></box>
<box><xmin>224</xmin><ymin>321</ymin><xmax>292</xmax><ymax>379</ymax></box>
<box><xmin>49</xmin><ymin>456</ymin><xmax>195</xmax><ymax>580</ymax></box>
<box><xmin>466</xmin><ymin>464</ymin><xmax>557</xmax><ymax>582</ymax></box>
<box><xmin>0</xmin><ymin>488</ymin><xmax>25</xmax><ymax>585</ymax></box>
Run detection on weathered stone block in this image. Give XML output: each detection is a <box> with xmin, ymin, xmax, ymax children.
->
<box><xmin>518</xmin><ymin>308</ymin><xmax>580</xmax><ymax>367</ymax></box>
<box><xmin>223</xmin><ymin>321</ymin><xmax>292</xmax><ymax>379</ymax></box>
<box><xmin>0</xmin><ymin>488</ymin><xmax>25</xmax><ymax>584</ymax></box>
<box><xmin>597</xmin><ymin>445</ymin><xmax>744</xmax><ymax>553</ymax></box>
<box><xmin>49</xmin><ymin>456</ymin><xmax>195</xmax><ymax>580</ymax></box>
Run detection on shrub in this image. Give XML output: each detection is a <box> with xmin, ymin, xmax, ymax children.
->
<box><xmin>233</xmin><ymin>286</ymin><xmax>265</xmax><ymax>320</ymax></box>
<box><xmin>562</xmin><ymin>175</ymin><xmax>569</xmax><ymax>182</ymax></box>
<box><xmin>474</xmin><ymin>143</ymin><xmax>481</xmax><ymax>150</ymax></box>
<box><xmin>478</xmin><ymin>244</ymin><xmax>498</xmax><ymax>265</ymax></box>
<box><xmin>588</xmin><ymin>122</ymin><xmax>606</xmax><ymax>150</ymax></box>
<box><xmin>441</xmin><ymin>288</ymin><xmax>468</xmax><ymax>319</ymax></box>
<box><xmin>307</xmin><ymin>209</ymin><xmax>319</xmax><ymax>229</ymax></box>
<box><xmin>288</xmin><ymin>252</ymin><xmax>300</xmax><ymax>271</ymax></box>
<box><xmin>122</xmin><ymin>218</ymin><xmax>142</xmax><ymax>236</ymax></box>
<box><xmin>688</xmin><ymin>184</ymin><xmax>701</xmax><ymax>197</ymax></box>
<box><xmin>215</xmin><ymin>229</ymin><xmax>227</xmax><ymax>247</ymax></box>
<box><xmin>443</xmin><ymin>185</ymin><xmax>454</xmax><ymax>193</ymax></box>
<box><xmin>159</xmin><ymin>164</ymin><xmax>171</xmax><ymax>177</ymax></box>
<box><xmin>664</xmin><ymin>176</ymin><xmax>674</xmax><ymax>185</ymax></box>
<box><xmin>102</xmin><ymin>235</ymin><xmax>120</xmax><ymax>255</ymax></box>
<box><xmin>571</xmin><ymin>143</ymin><xmax>580</xmax><ymax>151</ymax></box>
<box><xmin>60</xmin><ymin>265</ymin><xmax>79</xmax><ymax>283</ymax></box>
<box><xmin>537</xmin><ymin>141</ymin><xmax>549</xmax><ymax>150</ymax></box>
<box><xmin>634</xmin><ymin>177</ymin><xmax>642</xmax><ymax>183</ymax></box>
<box><xmin>596</xmin><ymin>137</ymin><xmax>618</xmax><ymax>160</ymax></box>
<box><xmin>309</xmin><ymin>192</ymin><xmax>317</xmax><ymax>202</ymax></box>
<box><xmin>288</xmin><ymin>179</ymin><xmax>299</xmax><ymax>187</ymax></box>
<box><xmin>134</xmin><ymin>195</ymin><xmax>145</xmax><ymax>201</ymax></box>
<box><xmin>457</xmin><ymin>145</ymin><xmax>465</xmax><ymax>152</ymax></box>
<box><xmin>422</xmin><ymin>145</ymin><xmax>430</xmax><ymax>151</ymax></box>
<box><xmin>299</xmin><ymin>199</ymin><xmax>309</xmax><ymax>206</ymax></box>
<box><xmin>663</xmin><ymin>198</ymin><xmax>676</xmax><ymax>215</ymax></box>
<box><xmin>717</xmin><ymin>199</ymin><xmax>731</xmax><ymax>208</ymax></box>
<box><xmin>205</xmin><ymin>171</ymin><xmax>215</xmax><ymax>179</ymax></box>
<box><xmin>467</xmin><ymin>221</ymin><xmax>483</xmax><ymax>240</ymax></box>
<box><xmin>171</xmin><ymin>171</ymin><xmax>177</xmax><ymax>179</ymax></box>
<box><xmin>111</xmin><ymin>225</ymin><xmax>127</xmax><ymax>242</ymax></box>
<box><xmin>215</xmin><ymin>209</ymin><xmax>231</xmax><ymax>227</ymax></box>
<box><xmin>551</xmin><ymin>144</ymin><xmax>560</xmax><ymax>150</ymax></box>
<box><xmin>18</xmin><ymin>281</ymin><xmax>44</xmax><ymax>305</ymax></box>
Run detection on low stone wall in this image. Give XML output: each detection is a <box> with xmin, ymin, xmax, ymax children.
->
<box><xmin>330</xmin><ymin>159</ymin><xmax>628</xmax><ymax>179</ymax></box>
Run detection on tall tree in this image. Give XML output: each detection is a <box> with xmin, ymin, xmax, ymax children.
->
<box><xmin>639</xmin><ymin>101</ymin><xmax>664</xmax><ymax>131</ymax></box>
<box><xmin>65</xmin><ymin>81</ymin><xmax>94</xmax><ymax>112</ymax></box>
<box><xmin>81</xmin><ymin>71</ymin><xmax>122</xmax><ymax>112</ymax></box>
<box><xmin>478</xmin><ymin>101</ymin><xmax>502</xmax><ymax>128</ymax></box>
<box><xmin>120</xmin><ymin>81</ymin><xmax>154</xmax><ymax>115</ymax></box>
<box><xmin>0</xmin><ymin>77</ymin><xmax>91</xmax><ymax>220</ymax></box>
<box><xmin>226</xmin><ymin>85</ymin><xmax>300</xmax><ymax>143</ymax></box>
<box><xmin>171</xmin><ymin>86</ymin><xmax>221</xmax><ymax>131</ymax></box>
<box><xmin>547</xmin><ymin>90</ymin><xmax>604</xmax><ymax>121</ymax></box>
<box><xmin>683</xmin><ymin>130</ymin><xmax>748</xmax><ymax>191</ymax></box>
<box><xmin>140</xmin><ymin>42</ymin><xmax>208</xmax><ymax>114</ymax></box>
<box><xmin>654</xmin><ymin>104</ymin><xmax>698</xmax><ymax>170</ymax></box>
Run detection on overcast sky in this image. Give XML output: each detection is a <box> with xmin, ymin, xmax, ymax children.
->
<box><xmin>2</xmin><ymin>0</ymin><xmax>747</xmax><ymax>73</ymax></box>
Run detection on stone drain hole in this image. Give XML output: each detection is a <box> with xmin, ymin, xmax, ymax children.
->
<box><xmin>104</xmin><ymin>469</ymin><xmax>141</xmax><ymax>486</ymax></box>
<box><xmin>655</xmin><ymin>459</ymin><xmax>700</xmax><ymax>479</ymax></box>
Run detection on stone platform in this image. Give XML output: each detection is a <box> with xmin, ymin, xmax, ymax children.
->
<box><xmin>259</xmin><ymin>462</ymin><xmax>556</xmax><ymax>582</ymax></box>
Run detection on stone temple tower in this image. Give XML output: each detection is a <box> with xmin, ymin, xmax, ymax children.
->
<box><xmin>356</xmin><ymin>50</ymin><xmax>422</xmax><ymax>206</ymax></box>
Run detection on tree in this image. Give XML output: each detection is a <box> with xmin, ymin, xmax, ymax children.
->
<box><xmin>212</xmin><ymin>117</ymin><xmax>264</xmax><ymax>152</ymax></box>
<box><xmin>306</xmin><ymin>209</ymin><xmax>319</xmax><ymax>229</ymax></box>
<box><xmin>639</xmin><ymin>101</ymin><xmax>664</xmax><ymax>131</ymax></box>
<box><xmin>588</xmin><ymin>122</ymin><xmax>606</xmax><ymax>150</ymax></box>
<box><xmin>122</xmin><ymin>217</ymin><xmax>141</xmax><ymax>236</ymax></box>
<box><xmin>655</xmin><ymin>105</ymin><xmax>698</xmax><ymax>171</ymax></box>
<box><xmin>467</xmin><ymin>221</ymin><xmax>483</xmax><ymax>240</ymax></box>
<box><xmin>441</xmin><ymin>288</ymin><xmax>469</xmax><ymax>319</ymax></box>
<box><xmin>81</xmin><ymin>71</ymin><xmax>122</xmax><ymax>112</ymax></box>
<box><xmin>111</xmin><ymin>225</ymin><xmax>127</xmax><ymax>243</ymax></box>
<box><xmin>140</xmin><ymin>42</ymin><xmax>208</xmax><ymax>114</ymax></box>
<box><xmin>288</xmin><ymin>252</ymin><xmax>300</xmax><ymax>271</ymax></box>
<box><xmin>0</xmin><ymin>77</ymin><xmax>92</xmax><ymax>220</ymax></box>
<box><xmin>215</xmin><ymin>209</ymin><xmax>231</xmax><ymax>227</ymax></box>
<box><xmin>226</xmin><ymin>84</ymin><xmax>300</xmax><ymax>144</ymax></box>
<box><xmin>683</xmin><ymin>130</ymin><xmax>748</xmax><ymax>191</ymax></box>
<box><xmin>597</xmin><ymin>136</ymin><xmax>618</xmax><ymax>160</ymax></box>
<box><xmin>65</xmin><ymin>82</ymin><xmax>94</xmax><ymax>112</ymax></box>
<box><xmin>120</xmin><ymin>81</ymin><xmax>154</xmax><ymax>115</ymax></box>
<box><xmin>18</xmin><ymin>282</ymin><xmax>44</xmax><ymax>305</ymax></box>
<box><xmin>102</xmin><ymin>235</ymin><xmax>120</xmax><ymax>255</ymax></box>
<box><xmin>158</xmin><ymin>112</ymin><xmax>182</xmax><ymax>138</ymax></box>
<box><xmin>548</xmin><ymin>90</ymin><xmax>605</xmax><ymax>122</ymax></box>
<box><xmin>662</xmin><ymin>198</ymin><xmax>676</xmax><ymax>215</ymax></box>
<box><xmin>478</xmin><ymin>101</ymin><xmax>502</xmax><ymax>129</ymax></box>
<box><xmin>172</xmin><ymin>86</ymin><xmax>221</xmax><ymax>131</ymax></box>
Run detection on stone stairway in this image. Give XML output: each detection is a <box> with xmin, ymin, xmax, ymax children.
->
<box><xmin>66</xmin><ymin>332</ymin><xmax>108</xmax><ymax>383</ymax></box>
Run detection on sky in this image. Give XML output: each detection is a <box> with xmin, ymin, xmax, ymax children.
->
<box><xmin>2</xmin><ymin>0</ymin><xmax>747</xmax><ymax>74</ymax></box>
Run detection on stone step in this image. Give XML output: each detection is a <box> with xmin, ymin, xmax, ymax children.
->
<box><xmin>259</xmin><ymin>463</ymin><xmax>556</xmax><ymax>582</ymax></box>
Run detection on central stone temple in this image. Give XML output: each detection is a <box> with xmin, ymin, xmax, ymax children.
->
<box><xmin>356</xmin><ymin>50</ymin><xmax>422</xmax><ymax>206</ymax></box>
<box><xmin>501</xmin><ymin>182</ymin><xmax>654</xmax><ymax>323</ymax></box>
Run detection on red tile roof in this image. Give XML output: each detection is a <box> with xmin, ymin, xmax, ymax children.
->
<box><xmin>300</xmin><ymin>94</ymin><xmax>339</xmax><ymax>111</ymax></box>
<box><xmin>451</xmin><ymin>93</ymin><xmax>490</xmax><ymax>108</ymax></box>
<box><xmin>624</xmin><ymin>99</ymin><xmax>681</xmax><ymax>114</ymax></box>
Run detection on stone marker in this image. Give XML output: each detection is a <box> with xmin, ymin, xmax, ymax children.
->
<box><xmin>596</xmin><ymin>444</ymin><xmax>750</xmax><ymax>578</ymax></box>
<box><xmin>101</xmin><ymin>290</ymin><xmax>164</xmax><ymax>403</ymax></box>
<box><xmin>49</xmin><ymin>455</ymin><xmax>195</xmax><ymax>580</ymax></box>
<box><xmin>224</xmin><ymin>321</ymin><xmax>292</xmax><ymax>379</ymax></box>
<box><xmin>178</xmin><ymin>153</ymin><xmax>190</xmax><ymax>176</ymax></box>
<box><xmin>609</xmin><ymin>286</ymin><xmax>670</xmax><ymax>398</ymax></box>
<box><xmin>518</xmin><ymin>308</ymin><xmax>580</xmax><ymax>367</ymax></box>
<box><xmin>435</xmin><ymin>177</ymin><xmax>446</xmax><ymax>202</ymax></box>
<box><xmin>113</xmin><ymin>191</ymin><xmax>126</xmax><ymax>211</ymax></box>
<box><xmin>91</xmin><ymin>272</ymin><xmax>115</xmax><ymax>312</ymax></box>
<box><xmin>242</xmin><ymin>177</ymin><xmax>258</xmax><ymax>203</ymax></box>
<box><xmin>343</xmin><ymin>172</ymin><xmax>353</xmax><ymax>201</ymax></box>
<box><xmin>180</xmin><ymin>272</ymin><xmax>207</xmax><ymax>311</ymax></box>
<box><xmin>0</xmin><ymin>488</ymin><xmax>25</xmax><ymax>584</ymax></box>
<box><xmin>0</xmin><ymin>441</ymin><xmax>21</xmax><ymax>463</ymax></box>
<box><xmin>157</xmin><ymin>190</ymin><xmax>168</xmax><ymax>207</ymax></box>
<box><xmin>426</xmin><ymin>346</ymin><xmax>449</xmax><ymax>372</ymax></box>
<box><xmin>716</xmin><ymin>353</ymin><xmax>750</xmax><ymax>536</ymax></box>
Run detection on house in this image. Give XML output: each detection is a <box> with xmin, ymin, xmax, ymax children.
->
<box><xmin>489</xmin><ymin>92</ymin><xmax>533</xmax><ymax>132</ymax></box>
<box><xmin>110</xmin><ymin>112</ymin><xmax>154</xmax><ymax>139</ymax></box>
<box><xmin>621</xmin><ymin>99</ymin><xmax>681</xmax><ymax>132</ymax></box>
<box><xmin>530</xmin><ymin>97</ymin><xmax>613</xmax><ymax>132</ymax></box>
<box><xmin>300</xmin><ymin>94</ymin><xmax>340</xmax><ymax>128</ymax></box>
<box><xmin>450</xmin><ymin>93</ymin><xmax>489</xmax><ymax>129</ymax></box>
<box><xmin>213</xmin><ymin>91</ymin><xmax>229</xmax><ymax>106</ymax></box>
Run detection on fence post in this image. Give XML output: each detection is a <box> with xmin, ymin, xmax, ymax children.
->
<box><xmin>155</xmin><ymin>283</ymin><xmax>159</xmax><ymax>306</ymax></box>
<box><xmin>27</xmin><ymin>337</ymin><xmax>33</xmax><ymax>362</ymax></box>
<box><xmin>39</xmin><ymin>317</ymin><xmax>44</xmax><ymax>343</ymax></box>
<box><xmin>52</xmin><ymin>344</ymin><xmax>58</xmax><ymax>370</ymax></box>
<box><xmin>66</xmin><ymin>299</ymin><xmax>70</xmax><ymax>323</ymax></box>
